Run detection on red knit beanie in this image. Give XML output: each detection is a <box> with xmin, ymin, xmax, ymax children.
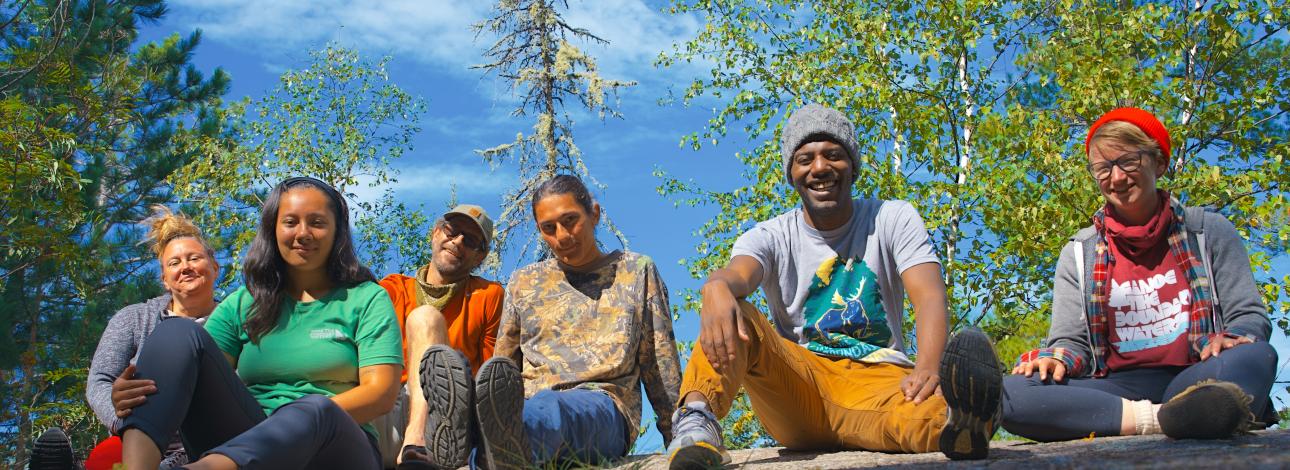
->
<box><xmin>1084</xmin><ymin>107</ymin><xmax>1171</xmax><ymax>160</ymax></box>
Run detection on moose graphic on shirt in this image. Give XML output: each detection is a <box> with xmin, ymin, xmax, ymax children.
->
<box><xmin>801</xmin><ymin>255</ymin><xmax>893</xmax><ymax>361</ymax></box>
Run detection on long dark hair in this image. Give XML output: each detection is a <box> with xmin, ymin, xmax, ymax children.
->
<box><xmin>243</xmin><ymin>177</ymin><xmax>375</xmax><ymax>343</ymax></box>
<box><xmin>530</xmin><ymin>174</ymin><xmax>596</xmax><ymax>218</ymax></box>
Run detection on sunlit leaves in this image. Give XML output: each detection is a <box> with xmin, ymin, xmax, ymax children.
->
<box><xmin>170</xmin><ymin>45</ymin><xmax>431</xmax><ymax>280</ymax></box>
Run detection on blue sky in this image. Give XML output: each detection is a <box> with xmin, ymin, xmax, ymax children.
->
<box><xmin>140</xmin><ymin>0</ymin><xmax>1288</xmax><ymax>452</ymax></box>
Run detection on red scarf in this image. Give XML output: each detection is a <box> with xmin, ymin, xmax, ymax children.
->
<box><xmin>1102</xmin><ymin>190</ymin><xmax>1172</xmax><ymax>259</ymax></box>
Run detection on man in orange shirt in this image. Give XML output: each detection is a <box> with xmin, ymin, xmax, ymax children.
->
<box><xmin>374</xmin><ymin>205</ymin><xmax>504</xmax><ymax>469</ymax></box>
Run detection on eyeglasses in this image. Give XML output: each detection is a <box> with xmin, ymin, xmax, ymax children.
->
<box><xmin>440</xmin><ymin>220</ymin><xmax>485</xmax><ymax>252</ymax></box>
<box><xmin>1087</xmin><ymin>150</ymin><xmax>1150</xmax><ymax>181</ymax></box>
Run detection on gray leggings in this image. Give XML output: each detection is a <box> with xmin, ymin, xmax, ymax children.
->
<box><xmin>120</xmin><ymin>317</ymin><xmax>381</xmax><ymax>469</ymax></box>
<box><xmin>1001</xmin><ymin>341</ymin><xmax>1278</xmax><ymax>442</ymax></box>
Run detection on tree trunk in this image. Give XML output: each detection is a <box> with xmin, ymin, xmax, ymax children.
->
<box><xmin>540</xmin><ymin>0</ymin><xmax>559</xmax><ymax>176</ymax></box>
<box><xmin>16</xmin><ymin>266</ymin><xmax>46</xmax><ymax>466</ymax></box>
<box><xmin>947</xmin><ymin>48</ymin><xmax>975</xmax><ymax>295</ymax></box>
<box><xmin>1176</xmin><ymin>0</ymin><xmax>1202</xmax><ymax>170</ymax></box>
<box><xmin>890</xmin><ymin>106</ymin><xmax>903</xmax><ymax>172</ymax></box>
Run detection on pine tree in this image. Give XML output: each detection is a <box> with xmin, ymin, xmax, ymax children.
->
<box><xmin>472</xmin><ymin>0</ymin><xmax>634</xmax><ymax>271</ymax></box>
<box><xmin>0</xmin><ymin>0</ymin><xmax>231</xmax><ymax>461</ymax></box>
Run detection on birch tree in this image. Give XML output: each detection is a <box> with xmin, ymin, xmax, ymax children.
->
<box><xmin>171</xmin><ymin>45</ymin><xmax>431</xmax><ymax>279</ymax></box>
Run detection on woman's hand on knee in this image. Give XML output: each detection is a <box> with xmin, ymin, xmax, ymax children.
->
<box><xmin>1200</xmin><ymin>334</ymin><xmax>1253</xmax><ymax>361</ymax></box>
<box><xmin>112</xmin><ymin>364</ymin><xmax>157</xmax><ymax>418</ymax></box>
<box><xmin>1011</xmin><ymin>358</ymin><xmax>1065</xmax><ymax>382</ymax></box>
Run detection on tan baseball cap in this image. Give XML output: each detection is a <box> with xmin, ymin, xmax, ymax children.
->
<box><xmin>443</xmin><ymin>204</ymin><xmax>494</xmax><ymax>251</ymax></box>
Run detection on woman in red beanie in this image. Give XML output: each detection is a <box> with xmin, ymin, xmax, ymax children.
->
<box><xmin>999</xmin><ymin>107</ymin><xmax>1277</xmax><ymax>441</ymax></box>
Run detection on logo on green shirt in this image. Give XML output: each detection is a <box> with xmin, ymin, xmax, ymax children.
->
<box><xmin>801</xmin><ymin>255</ymin><xmax>891</xmax><ymax>360</ymax></box>
<box><xmin>309</xmin><ymin>328</ymin><xmax>347</xmax><ymax>340</ymax></box>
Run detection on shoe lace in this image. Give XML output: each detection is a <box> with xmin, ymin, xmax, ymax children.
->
<box><xmin>674</xmin><ymin>404</ymin><xmax>721</xmax><ymax>437</ymax></box>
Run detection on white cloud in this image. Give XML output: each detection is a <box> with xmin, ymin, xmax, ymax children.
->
<box><xmin>561</xmin><ymin>0</ymin><xmax>704</xmax><ymax>81</ymax></box>
<box><xmin>171</xmin><ymin>0</ymin><xmax>491</xmax><ymax>73</ymax></box>
<box><xmin>348</xmin><ymin>162</ymin><xmax>515</xmax><ymax>207</ymax></box>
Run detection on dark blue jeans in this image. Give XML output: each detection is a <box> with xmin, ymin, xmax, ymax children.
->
<box><xmin>120</xmin><ymin>317</ymin><xmax>381</xmax><ymax>469</ymax></box>
<box><xmin>472</xmin><ymin>388</ymin><xmax>628</xmax><ymax>467</ymax></box>
<box><xmin>1001</xmin><ymin>340</ymin><xmax>1278</xmax><ymax>442</ymax></box>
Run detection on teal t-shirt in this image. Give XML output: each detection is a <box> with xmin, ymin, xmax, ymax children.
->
<box><xmin>204</xmin><ymin>281</ymin><xmax>403</xmax><ymax>435</ymax></box>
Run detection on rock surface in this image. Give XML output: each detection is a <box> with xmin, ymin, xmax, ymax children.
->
<box><xmin>612</xmin><ymin>429</ymin><xmax>1290</xmax><ymax>469</ymax></box>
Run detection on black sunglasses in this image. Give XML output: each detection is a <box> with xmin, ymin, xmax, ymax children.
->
<box><xmin>440</xmin><ymin>218</ymin><xmax>485</xmax><ymax>252</ymax></box>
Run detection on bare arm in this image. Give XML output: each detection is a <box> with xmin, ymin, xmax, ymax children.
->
<box><xmin>900</xmin><ymin>262</ymin><xmax>949</xmax><ymax>403</ymax></box>
<box><xmin>698</xmin><ymin>255</ymin><xmax>764</xmax><ymax>373</ymax></box>
<box><xmin>329</xmin><ymin>364</ymin><xmax>401</xmax><ymax>424</ymax></box>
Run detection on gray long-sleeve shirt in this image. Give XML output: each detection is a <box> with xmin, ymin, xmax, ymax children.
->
<box><xmin>86</xmin><ymin>294</ymin><xmax>175</xmax><ymax>428</ymax></box>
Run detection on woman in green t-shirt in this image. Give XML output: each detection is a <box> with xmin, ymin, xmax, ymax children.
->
<box><xmin>119</xmin><ymin>177</ymin><xmax>403</xmax><ymax>470</ymax></box>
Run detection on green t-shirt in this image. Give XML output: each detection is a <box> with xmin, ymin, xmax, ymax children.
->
<box><xmin>205</xmin><ymin>281</ymin><xmax>403</xmax><ymax>435</ymax></box>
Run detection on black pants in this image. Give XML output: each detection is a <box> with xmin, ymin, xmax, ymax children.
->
<box><xmin>120</xmin><ymin>317</ymin><xmax>381</xmax><ymax>469</ymax></box>
<box><xmin>1001</xmin><ymin>340</ymin><xmax>1278</xmax><ymax>442</ymax></box>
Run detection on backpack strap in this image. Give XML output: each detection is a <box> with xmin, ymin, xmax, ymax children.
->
<box><xmin>1073</xmin><ymin>241</ymin><xmax>1085</xmax><ymax>292</ymax></box>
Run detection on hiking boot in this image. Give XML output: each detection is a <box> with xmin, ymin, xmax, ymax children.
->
<box><xmin>1159</xmin><ymin>380</ymin><xmax>1257</xmax><ymax>440</ymax></box>
<box><xmin>29</xmin><ymin>427</ymin><xmax>77</xmax><ymax>470</ymax></box>
<box><xmin>938</xmin><ymin>327</ymin><xmax>1002</xmax><ymax>460</ymax></box>
<box><xmin>418</xmin><ymin>345</ymin><xmax>475</xmax><ymax>470</ymax></box>
<box><xmin>474</xmin><ymin>357</ymin><xmax>530</xmax><ymax>470</ymax></box>
<box><xmin>666</xmin><ymin>401</ymin><xmax>730</xmax><ymax>470</ymax></box>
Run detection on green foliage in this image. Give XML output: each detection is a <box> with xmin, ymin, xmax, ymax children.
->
<box><xmin>659</xmin><ymin>0</ymin><xmax>1290</xmax><ymax>446</ymax></box>
<box><xmin>0</xmin><ymin>1</ymin><xmax>231</xmax><ymax>463</ymax></box>
<box><xmin>170</xmin><ymin>44</ymin><xmax>432</xmax><ymax>280</ymax></box>
<box><xmin>28</xmin><ymin>368</ymin><xmax>103</xmax><ymax>458</ymax></box>
<box><xmin>720</xmin><ymin>390</ymin><xmax>775</xmax><ymax>450</ymax></box>
<box><xmin>472</xmin><ymin>0</ymin><xmax>635</xmax><ymax>273</ymax></box>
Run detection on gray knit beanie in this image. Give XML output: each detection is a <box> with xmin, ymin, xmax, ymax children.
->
<box><xmin>780</xmin><ymin>103</ymin><xmax>860</xmax><ymax>183</ymax></box>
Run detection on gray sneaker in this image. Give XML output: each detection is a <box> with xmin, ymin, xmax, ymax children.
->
<box><xmin>666</xmin><ymin>401</ymin><xmax>731</xmax><ymax>470</ymax></box>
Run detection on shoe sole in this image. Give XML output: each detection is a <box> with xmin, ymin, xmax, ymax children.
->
<box><xmin>668</xmin><ymin>440</ymin><xmax>726</xmax><ymax>470</ymax></box>
<box><xmin>31</xmin><ymin>428</ymin><xmax>75</xmax><ymax>470</ymax></box>
<box><xmin>938</xmin><ymin>327</ymin><xmax>1002</xmax><ymax>460</ymax></box>
<box><xmin>475</xmin><ymin>358</ymin><xmax>531</xmax><ymax>470</ymax></box>
<box><xmin>1159</xmin><ymin>380</ymin><xmax>1252</xmax><ymax>439</ymax></box>
<box><xmin>420</xmin><ymin>345</ymin><xmax>473</xmax><ymax>470</ymax></box>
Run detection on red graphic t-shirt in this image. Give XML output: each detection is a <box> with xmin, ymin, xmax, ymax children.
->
<box><xmin>1103</xmin><ymin>201</ymin><xmax>1194</xmax><ymax>371</ymax></box>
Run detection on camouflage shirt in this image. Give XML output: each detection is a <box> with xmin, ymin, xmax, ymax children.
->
<box><xmin>495</xmin><ymin>250</ymin><xmax>682</xmax><ymax>446</ymax></box>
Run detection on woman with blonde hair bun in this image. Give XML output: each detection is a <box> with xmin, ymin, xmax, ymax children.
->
<box><xmin>82</xmin><ymin>205</ymin><xmax>221</xmax><ymax>467</ymax></box>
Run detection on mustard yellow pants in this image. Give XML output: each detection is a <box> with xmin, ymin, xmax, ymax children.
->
<box><xmin>680</xmin><ymin>301</ymin><xmax>946</xmax><ymax>452</ymax></box>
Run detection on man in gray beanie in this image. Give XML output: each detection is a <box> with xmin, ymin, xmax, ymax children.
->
<box><xmin>666</xmin><ymin>103</ymin><xmax>1003</xmax><ymax>468</ymax></box>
